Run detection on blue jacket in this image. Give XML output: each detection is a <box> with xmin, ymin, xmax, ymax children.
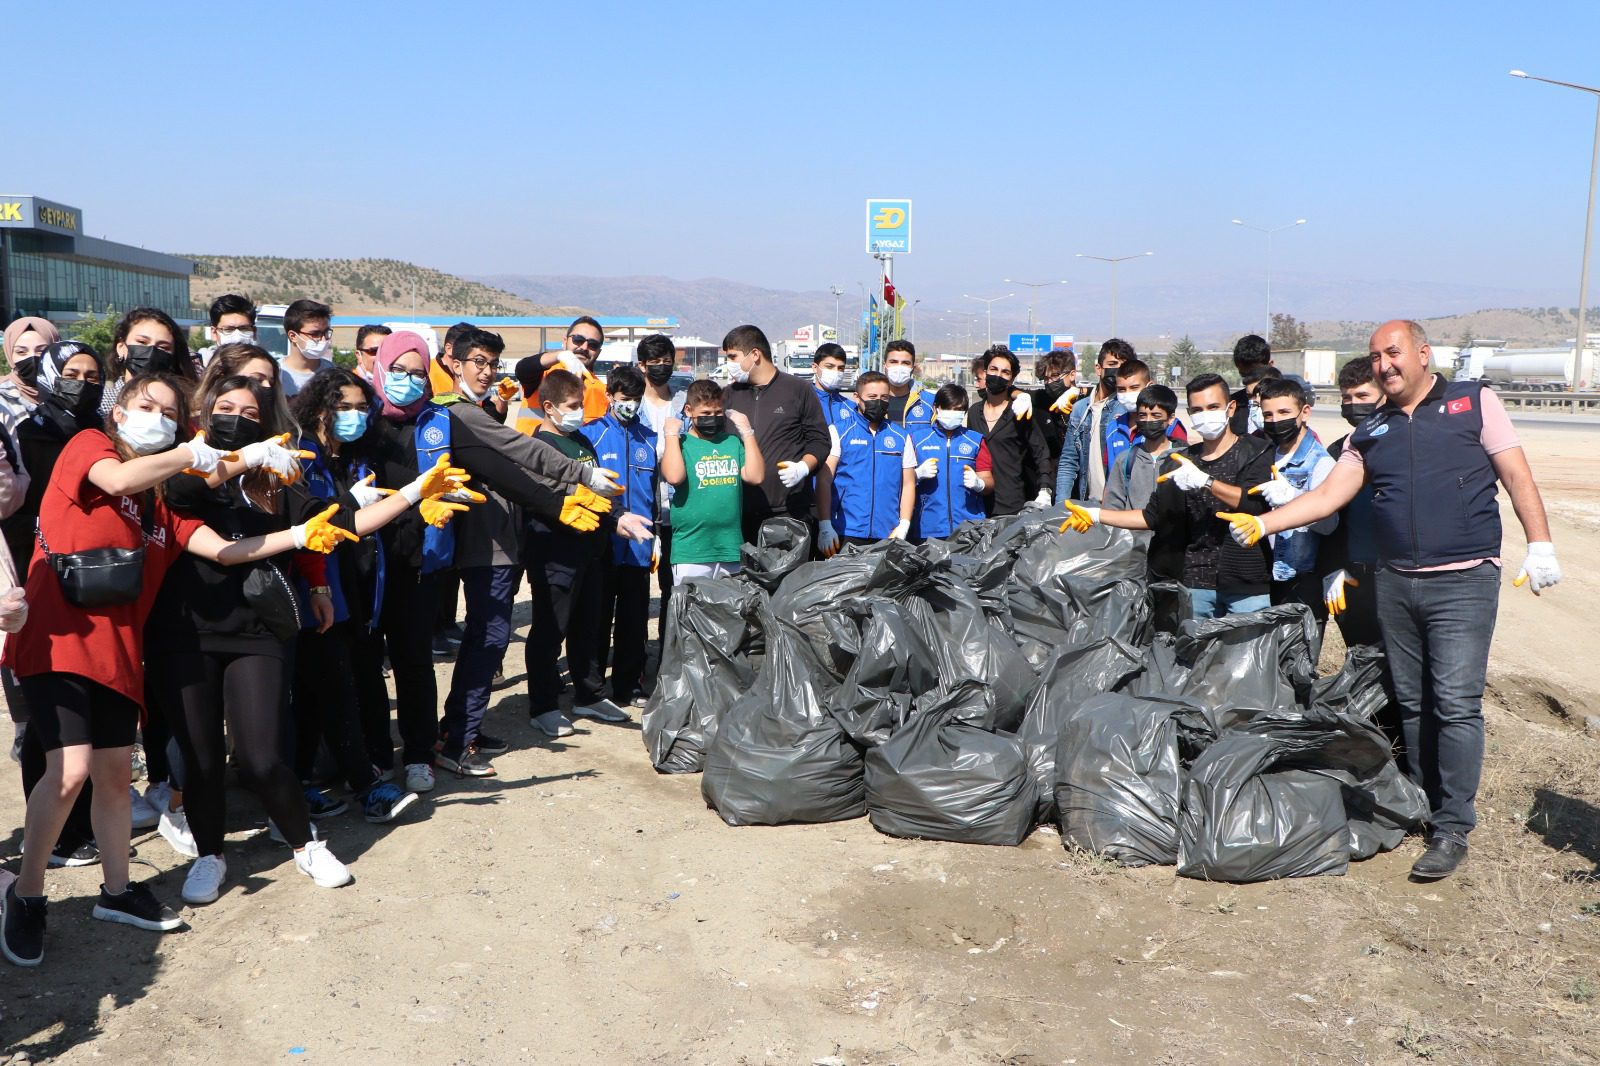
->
<box><xmin>589</xmin><ymin>412</ymin><xmax>658</xmax><ymax>567</ymax></box>
<box><xmin>295</xmin><ymin>438</ymin><xmax>385</xmax><ymax>630</ymax></box>
<box><xmin>1054</xmin><ymin>393</ymin><xmax>1127</xmax><ymax>502</ymax></box>
<box><xmin>414</xmin><ymin>399</ymin><xmax>456</xmax><ymax>575</ymax></box>
<box><xmin>812</xmin><ymin>384</ymin><xmax>855</xmax><ymax>431</ymax></box>
<box><xmin>1268</xmin><ymin>428</ymin><xmax>1337</xmax><ymax>581</ymax></box>
<box><xmin>907</xmin><ymin>424</ymin><xmax>988</xmax><ymax>539</ymax></box>
<box><xmin>829</xmin><ymin>410</ymin><xmax>908</xmax><ymax>540</ymax></box>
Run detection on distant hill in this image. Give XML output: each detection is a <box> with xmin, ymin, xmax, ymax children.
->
<box><xmin>1304</xmin><ymin>306</ymin><xmax>1592</xmax><ymax>350</ymax></box>
<box><xmin>189</xmin><ymin>256</ymin><xmax>580</xmax><ymax>318</ymax></box>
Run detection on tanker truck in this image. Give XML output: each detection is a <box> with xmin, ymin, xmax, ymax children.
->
<box><xmin>1473</xmin><ymin>348</ymin><xmax>1595</xmax><ymax>392</ymax></box>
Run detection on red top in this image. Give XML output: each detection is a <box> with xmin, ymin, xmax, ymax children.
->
<box><xmin>4</xmin><ymin>431</ymin><xmax>205</xmax><ymax>708</ymax></box>
<box><xmin>974</xmin><ymin>440</ymin><xmax>994</xmax><ymax>473</ymax></box>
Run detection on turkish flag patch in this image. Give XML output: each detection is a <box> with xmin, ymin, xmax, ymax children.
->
<box><xmin>1447</xmin><ymin>396</ymin><xmax>1473</xmax><ymax>415</ymax></box>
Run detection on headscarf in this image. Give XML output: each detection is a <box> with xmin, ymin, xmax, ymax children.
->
<box><xmin>3</xmin><ymin>317</ymin><xmax>61</xmax><ymax>405</ymax></box>
<box><xmin>373</xmin><ymin>331</ymin><xmax>434</xmax><ymax>421</ymax></box>
<box><xmin>32</xmin><ymin>340</ymin><xmax>103</xmax><ymax>438</ymax></box>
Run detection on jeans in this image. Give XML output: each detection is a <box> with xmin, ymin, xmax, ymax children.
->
<box><xmin>1188</xmin><ymin>588</ymin><xmax>1272</xmax><ymax>620</ymax></box>
<box><xmin>1376</xmin><ymin>563</ymin><xmax>1500</xmax><ymax>836</ymax></box>
<box><xmin>439</xmin><ymin>565</ymin><xmax>518</xmax><ymax>751</ymax></box>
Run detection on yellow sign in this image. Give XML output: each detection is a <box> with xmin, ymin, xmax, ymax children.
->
<box><xmin>872</xmin><ymin>206</ymin><xmax>905</xmax><ymax>230</ymax></box>
<box><xmin>38</xmin><ymin>205</ymin><xmax>77</xmax><ymax>230</ymax></box>
<box><xmin>0</xmin><ymin>203</ymin><xmax>20</xmax><ymax>222</ymax></box>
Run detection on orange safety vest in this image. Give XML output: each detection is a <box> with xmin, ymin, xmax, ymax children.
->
<box><xmin>515</xmin><ymin>373</ymin><xmax>610</xmax><ymax>435</ymax></box>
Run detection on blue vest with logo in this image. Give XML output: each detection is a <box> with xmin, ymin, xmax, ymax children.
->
<box><xmin>295</xmin><ymin>438</ymin><xmax>385</xmax><ymax>630</ymax></box>
<box><xmin>414</xmin><ymin>399</ymin><xmax>458</xmax><ymax>575</ymax></box>
<box><xmin>589</xmin><ymin>412</ymin><xmax>658</xmax><ymax>567</ymax></box>
<box><xmin>899</xmin><ymin>388</ymin><xmax>938</xmax><ymax>426</ymax></box>
<box><xmin>813</xmin><ymin>384</ymin><xmax>854</xmax><ymax>431</ymax></box>
<box><xmin>1348</xmin><ymin>377</ymin><xmax>1501</xmax><ymax>568</ymax></box>
<box><xmin>907</xmin><ymin>424</ymin><xmax>987</xmax><ymax>539</ymax></box>
<box><xmin>829</xmin><ymin>410</ymin><xmax>907</xmax><ymax>539</ymax></box>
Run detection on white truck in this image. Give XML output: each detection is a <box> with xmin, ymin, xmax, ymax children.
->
<box><xmin>1471</xmin><ymin>348</ymin><xmax>1596</xmax><ymax>391</ymax></box>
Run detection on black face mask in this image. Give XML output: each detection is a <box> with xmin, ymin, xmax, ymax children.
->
<box><xmin>1135</xmin><ymin>418</ymin><xmax>1168</xmax><ymax>443</ymax></box>
<box><xmin>124</xmin><ymin>343</ymin><xmax>178</xmax><ymax>376</ymax></box>
<box><xmin>208</xmin><ymin>413</ymin><xmax>266</xmax><ymax>451</ymax></box>
<box><xmin>693</xmin><ymin>414</ymin><xmax>725</xmax><ymax>437</ymax></box>
<box><xmin>47</xmin><ymin>376</ymin><xmax>105</xmax><ymax>426</ymax></box>
<box><xmin>1261</xmin><ymin>418</ymin><xmax>1302</xmax><ymax>446</ymax></box>
<box><xmin>984</xmin><ymin>375</ymin><xmax>1011</xmax><ymax>397</ymax></box>
<box><xmin>860</xmin><ymin>398</ymin><xmax>889</xmax><ymax>423</ymax></box>
<box><xmin>13</xmin><ymin>359</ymin><xmax>38</xmax><ymax>388</ymax></box>
<box><xmin>644</xmin><ymin>363</ymin><xmax>675</xmax><ymax>386</ymax></box>
<box><xmin>1101</xmin><ymin>367</ymin><xmax>1119</xmax><ymax>392</ymax></box>
<box><xmin>1341</xmin><ymin>402</ymin><xmax>1377</xmax><ymax>427</ymax></box>
<box><xmin>1040</xmin><ymin>379</ymin><xmax>1067</xmax><ymax>402</ymax></box>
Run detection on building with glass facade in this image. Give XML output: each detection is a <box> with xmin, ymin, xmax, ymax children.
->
<box><xmin>0</xmin><ymin>195</ymin><xmax>193</xmax><ymax>327</ymax></box>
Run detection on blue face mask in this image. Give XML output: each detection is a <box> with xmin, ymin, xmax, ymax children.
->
<box><xmin>333</xmin><ymin>409</ymin><xmax>369</xmax><ymax>442</ymax></box>
<box><xmin>384</xmin><ymin>371</ymin><xmax>425</xmax><ymax>407</ymax></box>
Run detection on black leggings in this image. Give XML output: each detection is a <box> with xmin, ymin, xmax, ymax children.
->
<box><xmin>292</xmin><ymin>623</ymin><xmax>378</xmax><ymax>796</ymax></box>
<box><xmin>151</xmin><ymin>650</ymin><xmax>312</xmax><ymax>855</ymax></box>
<box><xmin>347</xmin><ymin>562</ymin><xmax>438</xmax><ymax>768</ymax></box>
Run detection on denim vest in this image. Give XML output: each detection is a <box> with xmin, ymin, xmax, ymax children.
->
<box><xmin>1269</xmin><ymin>429</ymin><xmax>1333</xmax><ymax>581</ymax></box>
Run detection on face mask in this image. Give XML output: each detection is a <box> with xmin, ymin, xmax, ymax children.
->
<box><xmin>217</xmin><ymin>329</ymin><xmax>255</xmax><ymax>347</ymax></box>
<box><xmin>1341</xmin><ymin>402</ymin><xmax>1377</xmax><ymax>427</ymax></box>
<box><xmin>1261</xmin><ymin>418</ymin><xmax>1302</xmax><ymax>446</ymax></box>
<box><xmin>1117</xmin><ymin>389</ymin><xmax>1141</xmax><ymax>408</ymax></box>
<box><xmin>817</xmin><ymin>368</ymin><xmax>843</xmax><ymax>391</ymax></box>
<box><xmin>383</xmin><ymin>371</ymin><xmax>426</xmax><ymax>407</ymax></box>
<box><xmin>1190</xmin><ymin>410</ymin><xmax>1229</xmax><ymax>442</ymax></box>
<box><xmin>116</xmin><ymin>407</ymin><xmax>178</xmax><ymax>454</ymax></box>
<box><xmin>612</xmin><ymin>399</ymin><xmax>639</xmax><ymax>422</ymax></box>
<box><xmin>935</xmin><ymin>410</ymin><xmax>966</xmax><ymax>431</ymax></box>
<box><xmin>333</xmin><ymin>410</ymin><xmax>368</xmax><ymax>442</ymax></box>
<box><xmin>1041</xmin><ymin>379</ymin><xmax>1066</xmax><ymax>402</ymax></box>
<box><xmin>547</xmin><ymin>408</ymin><xmax>584</xmax><ymax>433</ymax></box>
<box><xmin>1100</xmin><ymin>367</ymin><xmax>1119</xmax><ymax>392</ymax></box>
<box><xmin>14</xmin><ymin>358</ymin><xmax>38</xmax><ymax>388</ymax></box>
<box><xmin>644</xmin><ymin>363</ymin><xmax>675</xmax><ymax>386</ymax></box>
<box><xmin>458</xmin><ymin>374</ymin><xmax>489</xmax><ymax>403</ymax></box>
<box><xmin>298</xmin><ymin>337</ymin><xmax>331</xmax><ymax>360</ymax></box>
<box><xmin>725</xmin><ymin>359</ymin><xmax>750</xmax><ymax>384</ymax></box>
<box><xmin>1135</xmin><ymin>418</ymin><xmax>1168</xmax><ymax>443</ymax></box>
<box><xmin>886</xmin><ymin>365</ymin><xmax>913</xmax><ymax>387</ymax></box>
<box><xmin>860</xmin><ymin>398</ymin><xmax>889</xmax><ymax>423</ymax></box>
<box><xmin>693</xmin><ymin>414</ymin><xmax>725</xmax><ymax>436</ymax></box>
<box><xmin>49</xmin><ymin>377</ymin><xmax>104</xmax><ymax>425</ymax></box>
<box><xmin>125</xmin><ymin>344</ymin><xmax>177</xmax><ymax>376</ymax></box>
<box><xmin>984</xmin><ymin>375</ymin><xmax>1011</xmax><ymax>397</ymax></box>
<box><xmin>208</xmin><ymin>413</ymin><xmax>265</xmax><ymax>451</ymax></box>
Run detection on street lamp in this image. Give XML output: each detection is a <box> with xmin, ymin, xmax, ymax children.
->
<box><xmin>942</xmin><ymin>310</ymin><xmax>979</xmax><ymax>357</ymax></box>
<box><xmin>1003</xmin><ymin>278</ymin><xmax>1069</xmax><ymax>335</ymax></box>
<box><xmin>829</xmin><ymin>285</ymin><xmax>845</xmax><ymax>342</ymax></box>
<box><xmin>962</xmin><ymin>292</ymin><xmax>1015</xmax><ymax>349</ymax></box>
<box><xmin>1511</xmin><ymin>69</ymin><xmax>1600</xmax><ymax>360</ymax></box>
<box><xmin>1075</xmin><ymin>252</ymin><xmax>1152</xmax><ymax>338</ymax></box>
<box><xmin>910</xmin><ymin>298</ymin><xmax>922</xmax><ymax>343</ymax></box>
<box><xmin>1229</xmin><ymin>218</ymin><xmax>1306</xmax><ymax>339</ymax></box>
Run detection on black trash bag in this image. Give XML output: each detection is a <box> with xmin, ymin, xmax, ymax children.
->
<box><xmin>1170</xmin><ymin>604</ymin><xmax>1320</xmax><ymax>730</ymax></box>
<box><xmin>1309</xmin><ymin>643</ymin><xmax>1390</xmax><ymax>723</ymax></box>
<box><xmin>1003</xmin><ymin>523</ymin><xmax>1150</xmax><ymax>666</ymax></box>
<box><xmin>1147</xmin><ymin>579</ymin><xmax>1192</xmax><ymax>638</ymax></box>
<box><xmin>1054</xmin><ymin>693</ymin><xmax>1215</xmax><ymax>866</ymax></box>
<box><xmin>864</xmin><ymin>679</ymin><xmax>1039</xmax><ymax>846</ymax></box>
<box><xmin>740</xmin><ymin>516</ymin><xmax>811</xmax><ymax>592</ymax></box>
<box><xmin>1018</xmin><ymin>638</ymin><xmax>1148</xmax><ymax>820</ymax></box>
<box><xmin>824</xmin><ymin>600</ymin><xmax>941</xmax><ymax>747</ymax></box>
<box><xmin>901</xmin><ymin>569</ymin><xmax>1035</xmax><ymax>732</ymax></box>
<box><xmin>1176</xmin><ymin>710</ymin><xmax>1422</xmax><ymax>882</ymax></box>
<box><xmin>769</xmin><ymin>540</ymin><xmax>934</xmax><ymax>670</ymax></box>
<box><xmin>701</xmin><ymin>620</ymin><xmax>866</xmax><ymax>825</ymax></box>
<box><xmin>641</xmin><ymin>576</ymin><xmax>767</xmax><ymax>774</ymax></box>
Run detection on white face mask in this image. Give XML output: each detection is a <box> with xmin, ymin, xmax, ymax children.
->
<box><xmin>458</xmin><ymin>374</ymin><xmax>489</xmax><ymax>403</ymax></box>
<box><xmin>935</xmin><ymin>410</ymin><xmax>965</xmax><ymax>431</ymax></box>
<box><xmin>117</xmin><ymin>407</ymin><xmax>178</xmax><ymax>454</ymax></box>
<box><xmin>549</xmin><ymin>409</ymin><xmax>584</xmax><ymax>432</ymax></box>
<box><xmin>886</xmin><ymin>365</ymin><xmax>913</xmax><ymax>387</ymax></box>
<box><xmin>725</xmin><ymin>359</ymin><xmax>750</xmax><ymax>384</ymax></box>
<box><xmin>817</xmin><ymin>368</ymin><xmax>843</xmax><ymax>391</ymax></box>
<box><xmin>217</xmin><ymin>329</ymin><xmax>255</xmax><ymax>347</ymax></box>
<box><xmin>1190</xmin><ymin>410</ymin><xmax>1229</xmax><ymax>442</ymax></box>
<box><xmin>1117</xmin><ymin>390</ymin><xmax>1141</xmax><ymax>408</ymax></box>
<box><xmin>298</xmin><ymin>337</ymin><xmax>330</xmax><ymax>360</ymax></box>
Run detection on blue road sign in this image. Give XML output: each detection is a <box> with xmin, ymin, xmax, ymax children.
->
<box><xmin>1008</xmin><ymin>333</ymin><xmax>1053</xmax><ymax>355</ymax></box>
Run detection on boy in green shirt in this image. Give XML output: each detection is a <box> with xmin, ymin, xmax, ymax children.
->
<box><xmin>660</xmin><ymin>379</ymin><xmax>765</xmax><ymax>584</ymax></box>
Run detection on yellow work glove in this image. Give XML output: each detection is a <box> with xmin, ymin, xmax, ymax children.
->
<box><xmin>1057</xmin><ymin>501</ymin><xmax>1099</xmax><ymax>535</ymax></box>
<box><xmin>558</xmin><ymin>491</ymin><xmax>604</xmax><ymax>533</ymax></box>
<box><xmin>293</xmin><ymin>504</ymin><xmax>360</xmax><ymax>554</ymax></box>
<box><xmin>1217</xmin><ymin>511</ymin><xmax>1266</xmax><ymax>548</ymax></box>
<box><xmin>419</xmin><ymin>498</ymin><xmax>472</xmax><ymax>529</ymax></box>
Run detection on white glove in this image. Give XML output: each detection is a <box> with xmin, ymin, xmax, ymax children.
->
<box><xmin>183</xmin><ymin>433</ymin><xmax>232</xmax><ymax>475</ymax></box>
<box><xmin>1170</xmin><ymin>460</ymin><xmax>1212</xmax><ymax>493</ymax></box>
<box><xmin>1253</xmin><ymin>473</ymin><xmax>1301</xmax><ymax>508</ymax></box>
<box><xmin>238</xmin><ymin>437</ymin><xmax>303</xmax><ymax>482</ymax></box>
<box><xmin>915</xmin><ymin>457</ymin><xmax>939</xmax><ymax>480</ymax></box>
<box><xmin>962</xmin><ymin>465</ymin><xmax>983</xmax><ymax>491</ymax></box>
<box><xmin>777</xmin><ymin>460</ymin><xmax>809</xmax><ymax>489</ymax></box>
<box><xmin>1010</xmin><ymin>391</ymin><xmax>1033</xmax><ymax>421</ymax></box>
<box><xmin>348</xmin><ymin>473</ymin><xmax>392</xmax><ymax>508</ymax></box>
<box><xmin>1322</xmin><ymin>569</ymin><xmax>1358</xmax><ymax>617</ymax></box>
<box><xmin>616</xmin><ymin>512</ymin><xmax>654</xmax><ymax>543</ymax></box>
<box><xmin>889</xmin><ymin>519</ymin><xmax>910</xmax><ymax>540</ymax></box>
<box><xmin>1515</xmin><ymin>542</ymin><xmax>1562</xmax><ymax>594</ymax></box>
<box><xmin>586</xmin><ymin>466</ymin><xmax>624</xmax><ymax>497</ymax></box>
<box><xmin>557</xmin><ymin>352</ymin><xmax>588</xmax><ymax>378</ymax></box>
<box><xmin>816</xmin><ymin>523</ymin><xmax>840</xmax><ymax>558</ymax></box>
<box><xmin>0</xmin><ymin>588</ymin><xmax>28</xmax><ymax>633</ymax></box>
<box><xmin>1027</xmin><ymin>489</ymin><xmax>1051</xmax><ymax>510</ymax></box>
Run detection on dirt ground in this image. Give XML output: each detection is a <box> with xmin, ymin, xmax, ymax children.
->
<box><xmin>2</xmin><ymin>412</ymin><xmax>1598</xmax><ymax>1065</ymax></box>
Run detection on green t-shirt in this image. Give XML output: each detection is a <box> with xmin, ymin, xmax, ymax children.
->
<box><xmin>671</xmin><ymin>431</ymin><xmax>745</xmax><ymax>564</ymax></box>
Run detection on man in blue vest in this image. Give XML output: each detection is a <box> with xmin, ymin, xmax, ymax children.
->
<box><xmin>810</xmin><ymin>342</ymin><xmax>855</xmax><ymax>431</ymax></box>
<box><xmin>1218</xmin><ymin>319</ymin><xmax>1562</xmax><ymax>880</ymax></box>
<box><xmin>816</xmin><ymin>371</ymin><xmax>912</xmax><ymax>551</ymax></box>
<box><xmin>900</xmin><ymin>384</ymin><xmax>994</xmax><ymax>540</ymax></box>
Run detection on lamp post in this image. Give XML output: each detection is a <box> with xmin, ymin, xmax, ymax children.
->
<box><xmin>829</xmin><ymin>285</ymin><xmax>845</xmax><ymax>342</ymax></box>
<box><xmin>1003</xmin><ymin>278</ymin><xmax>1068</xmax><ymax>335</ymax></box>
<box><xmin>961</xmin><ymin>292</ymin><xmax>1015</xmax><ymax>349</ymax></box>
<box><xmin>910</xmin><ymin>298</ymin><xmax>922</xmax><ymax>343</ymax></box>
<box><xmin>1229</xmin><ymin>218</ymin><xmax>1306</xmax><ymax>339</ymax></box>
<box><xmin>1074</xmin><ymin>252</ymin><xmax>1152</xmax><ymax>338</ymax></box>
<box><xmin>942</xmin><ymin>310</ymin><xmax>979</xmax><ymax>358</ymax></box>
<box><xmin>1511</xmin><ymin>69</ymin><xmax>1600</xmax><ymax>362</ymax></box>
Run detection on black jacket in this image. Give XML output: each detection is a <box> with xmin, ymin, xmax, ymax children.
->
<box><xmin>1140</xmin><ymin>434</ymin><xmax>1275</xmax><ymax>595</ymax></box>
<box><xmin>967</xmin><ymin>395</ymin><xmax>1051</xmax><ymax>517</ymax></box>
<box><xmin>724</xmin><ymin>370</ymin><xmax>831</xmax><ymax>520</ymax></box>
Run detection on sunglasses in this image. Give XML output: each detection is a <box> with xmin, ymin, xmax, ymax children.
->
<box><xmin>359</xmin><ymin>346</ymin><xmax>382</xmax><ymax>356</ymax></box>
<box><xmin>568</xmin><ymin>335</ymin><xmax>603</xmax><ymax>352</ymax></box>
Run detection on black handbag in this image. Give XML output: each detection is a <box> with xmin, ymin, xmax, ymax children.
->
<box><xmin>241</xmin><ymin>558</ymin><xmax>303</xmax><ymax>642</ymax></box>
<box><xmin>36</xmin><ymin>493</ymin><xmax>153</xmax><ymax>608</ymax></box>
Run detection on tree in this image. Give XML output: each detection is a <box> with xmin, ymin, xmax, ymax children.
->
<box><xmin>1269</xmin><ymin>313</ymin><xmax>1311</xmax><ymax>351</ymax></box>
<box><xmin>1455</xmin><ymin>327</ymin><xmax>1473</xmax><ymax>350</ymax></box>
<box><xmin>68</xmin><ymin>307</ymin><xmax>120</xmax><ymax>356</ymax></box>
<box><xmin>1160</xmin><ymin>335</ymin><xmax>1227</xmax><ymax>388</ymax></box>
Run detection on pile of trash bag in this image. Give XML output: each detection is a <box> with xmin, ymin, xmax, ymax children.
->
<box><xmin>642</xmin><ymin>512</ymin><xmax>1426</xmax><ymax>881</ymax></box>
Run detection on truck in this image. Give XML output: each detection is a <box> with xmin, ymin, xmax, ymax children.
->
<box><xmin>1269</xmin><ymin>348</ymin><xmax>1337</xmax><ymax>387</ymax></box>
<box><xmin>1473</xmin><ymin>348</ymin><xmax>1596</xmax><ymax>391</ymax></box>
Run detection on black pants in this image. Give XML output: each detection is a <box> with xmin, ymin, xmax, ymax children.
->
<box><xmin>152</xmin><ymin>649</ymin><xmax>313</xmax><ymax>854</ymax></box>
<box><xmin>292</xmin><ymin>623</ymin><xmax>379</xmax><ymax>797</ymax></box>
<box><xmin>4</xmin><ymin>668</ymin><xmax>93</xmax><ymax>851</ymax></box>
<box><xmin>526</xmin><ymin>553</ymin><xmax>607</xmax><ymax>715</ymax></box>
<box><xmin>434</xmin><ymin>571</ymin><xmax>461</xmax><ymax>632</ymax></box>
<box><xmin>654</xmin><ymin>526</ymin><xmax>674</xmax><ymax>626</ymax></box>
<box><xmin>1270</xmin><ymin>572</ymin><xmax>1329</xmax><ymax>664</ymax></box>
<box><xmin>598</xmin><ymin>557</ymin><xmax>652</xmax><ymax>703</ymax></box>
<box><xmin>347</xmin><ymin>562</ymin><xmax>439</xmax><ymax>768</ymax></box>
<box><xmin>1332</xmin><ymin>562</ymin><xmax>1382</xmax><ymax>648</ymax></box>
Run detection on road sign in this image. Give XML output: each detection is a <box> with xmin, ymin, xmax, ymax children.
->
<box><xmin>1007</xmin><ymin>333</ymin><xmax>1052</xmax><ymax>355</ymax></box>
<box><xmin>866</xmin><ymin>198</ymin><xmax>912</xmax><ymax>254</ymax></box>
<box><xmin>1051</xmin><ymin>335</ymin><xmax>1075</xmax><ymax>352</ymax></box>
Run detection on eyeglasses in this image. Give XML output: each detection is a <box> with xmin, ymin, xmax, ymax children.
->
<box><xmin>459</xmin><ymin>355</ymin><xmax>497</xmax><ymax>371</ymax></box>
<box><xmin>358</xmin><ymin>346</ymin><xmax>382</xmax><ymax>357</ymax></box>
<box><xmin>568</xmin><ymin>335</ymin><xmax>603</xmax><ymax>352</ymax></box>
<box><xmin>389</xmin><ymin>367</ymin><xmax>428</xmax><ymax>381</ymax></box>
<box><xmin>295</xmin><ymin>328</ymin><xmax>332</xmax><ymax>341</ymax></box>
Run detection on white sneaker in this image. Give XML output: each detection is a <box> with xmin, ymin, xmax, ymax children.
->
<box><xmin>130</xmin><ymin>786</ymin><xmax>161</xmax><ymax>830</ymax></box>
<box><xmin>294</xmin><ymin>839</ymin><xmax>352</xmax><ymax>888</ymax></box>
<box><xmin>144</xmin><ymin>780</ymin><xmax>172</xmax><ymax>816</ymax></box>
<box><xmin>181</xmin><ymin>854</ymin><xmax>226</xmax><ymax>905</ymax></box>
<box><xmin>404</xmin><ymin>763</ymin><xmax>436</xmax><ymax>793</ymax></box>
<box><xmin>572</xmin><ymin>698</ymin><xmax>631</xmax><ymax>723</ymax></box>
<box><xmin>158</xmin><ymin>807</ymin><xmax>199</xmax><ymax>859</ymax></box>
<box><xmin>531</xmin><ymin>710</ymin><xmax>575</xmax><ymax>738</ymax></box>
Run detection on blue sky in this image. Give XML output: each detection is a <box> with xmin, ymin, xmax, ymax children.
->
<box><xmin>7</xmin><ymin>0</ymin><xmax>1600</xmax><ymax>322</ymax></box>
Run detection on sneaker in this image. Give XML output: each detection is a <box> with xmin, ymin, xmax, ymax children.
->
<box><xmin>436</xmin><ymin>744</ymin><xmax>496</xmax><ymax>777</ymax></box>
<box><xmin>362</xmin><ymin>782</ymin><xmax>420</xmax><ymax>824</ymax></box>
<box><xmin>431</xmin><ymin>634</ymin><xmax>455</xmax><ymax>659</ymax></box>
<box><xmin>144</xmin><ymin>780</ymin><xmax>173</xmax><ymax>816</ymax></box>
<box><xmin>475</xmin><ymin>732</ymin><xmax>510</xmax><ymax>756</ymax></box>
<box><xmin>181</xmin><ymin>854</ymin><xmax>227</xmax><ymax>905</ymax></box>
<box><xmin>159</xmin><ymin>807</ymin><xmax>200</xmax><ymax>859</ymax></box>
<box><xmin>630</xmin><ymin>695</ymin><xmax>650</xmax><ymax>709</ymax></box>
<box><xmin>1410</xmin><ymin>831</ymin><xmax>1469</xmax><ymax>880</ymax></box>
<box><xmin>491</xmin><ymin>668</ymin><xmax>509</xmax><ymax>688</ymax></box>
<box><xmin>47</xmin><ymin>839</ymin><xmax>100</xmax><ymax>868</ymax></box>
<box><xmin>375</xmin><ymin>765</ymin><xmax>395</xmax><ymax>783</ymax></box>
<box><xmin>2</xmin><ymin>882</ymin><xmax>47</xmax><ymax>967</ymax></box>
<box><xmin>441</xmin><ymin>622</ymin><xmax>466</xmax><ymax>645</ymax></box>
<box><xmin>303</xmin><ymin>786</ymin><xmax>348</xmax><ymax>820</ymax></box>
<box><xmin>130</xmin><ymin>786</ymin><xmax>161</xmax><ymax>830</ymax></box>
<box><xmin>404</xmin><ymin>763</ymin><xmax>436</xmax><ymax>793</ymax></box>
<box><xmin>92</xmin><ymin>882</ymin><xmax>183</xmax><ymax>932</ymax></box>
<box><xmin>530</xmin><ymin>710</ymin><xmax>575</xmax><ymax>738</ymax></box>
<box><xmin>294</xmin><ymin>839</ymin><xmax>353</xmax><ymax>888</ymax></box>
<box><xmin>572</xmin><ymin>698</ymin><xmax>631</xmax><ymax>723</ymax></box>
